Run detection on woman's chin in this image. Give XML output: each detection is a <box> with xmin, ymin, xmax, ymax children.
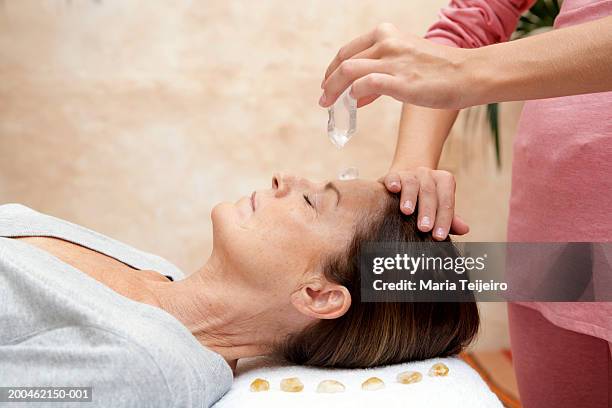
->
<box><xmin>211</xmin><ymin>200</ymin><xmax>252</xmax><ymax>232</ymax></box>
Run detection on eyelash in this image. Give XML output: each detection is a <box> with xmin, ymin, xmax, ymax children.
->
<box><xmin>303</xmin><ymin>194</ymin><xmax>313</xmax><ymax>207</ymax></box>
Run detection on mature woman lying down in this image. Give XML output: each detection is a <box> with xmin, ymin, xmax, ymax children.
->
<box><xmin>0</xmin><ymin>174</ymin><xmax>478</xmax><ymax>407</ymax></box>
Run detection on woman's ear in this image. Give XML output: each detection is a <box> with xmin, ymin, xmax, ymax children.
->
<box><xmin>290</xmin><ymin>280</ymin><xmax>351</xmax><ymax>320</ymax></box>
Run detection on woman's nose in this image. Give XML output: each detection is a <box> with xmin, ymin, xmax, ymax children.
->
<box><xmin>272</xmin><ymin>173</ymin><xmax>295</xmax><ymax>198</ymax></box>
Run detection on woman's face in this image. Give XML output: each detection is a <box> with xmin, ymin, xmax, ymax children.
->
<box><xmin>210</xmin><ymin>173</ymin><xmax>387</xmax><ymax>294</ymax></box>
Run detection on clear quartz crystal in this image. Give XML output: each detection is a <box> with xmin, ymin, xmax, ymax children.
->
<box><xmin>338</xmin><ymin>166</ymin><xmax>359</xmax><ymax>180</ymax></box>
<box><xmin>327</xmin><ymin>87</ymin><xmax>357</xmax><ymax>148</ymax></box>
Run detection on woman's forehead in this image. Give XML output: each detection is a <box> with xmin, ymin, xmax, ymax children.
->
<box><xmin>334</xmin><ymin>179</ymin><xmax>388</xmax><ymax>209</ymax></box>
<box><xmin>335</xmin><ymin>178</ymin><xmax>386</xmax><ymax>193</ymax></box>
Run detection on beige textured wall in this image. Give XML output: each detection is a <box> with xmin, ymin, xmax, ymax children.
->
<box><xmin>0</xmin><ymin>0</ymin><xmax>522</xmax><ymax>350</ymax></box>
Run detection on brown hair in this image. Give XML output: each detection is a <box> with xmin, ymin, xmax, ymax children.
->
<box><xmin>277</xmin><ymin>191</ymin><xmax>479</xmax><ymax>368</ymax></box>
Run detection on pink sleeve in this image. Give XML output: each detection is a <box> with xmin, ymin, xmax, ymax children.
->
<box><xmin>425</xmin><ymin>0</ymin><xmax>537</xmax><ymax>48</ymax></box>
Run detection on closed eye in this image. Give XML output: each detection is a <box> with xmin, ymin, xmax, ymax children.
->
<box><xmin>303</xmin><ymin>194</ymin><xmax>313</xmax><ymax>207</ymax></box>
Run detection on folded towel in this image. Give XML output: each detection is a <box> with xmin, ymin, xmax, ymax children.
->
<box><xmin>214</xmin><ymin>356</ymin><xmax>502</xmax><ymax>407</ymax></box>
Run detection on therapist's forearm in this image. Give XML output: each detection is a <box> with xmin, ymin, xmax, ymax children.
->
<box><xmin>390</xmin><ymin>104</ymin><xmax>459</xmax><ymax>170</ymax></box>
<box><xmin>392</xmin><ymin>16</ymin><xmax>612</xmax><ymax>170</ymax></box>
<box><xmin>473</xmin><ymin>15</ymin><xmax>612</xmax><ymax>106</ymax></box>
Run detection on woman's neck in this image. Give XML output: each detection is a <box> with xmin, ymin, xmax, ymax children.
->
<box><xmin>144</xmin><ymin>258</ymin><xmax>281</xmax><ymax>366</ymax></box>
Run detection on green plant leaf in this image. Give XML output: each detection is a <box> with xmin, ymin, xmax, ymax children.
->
<box><xmin>486</xmin><ymin>103</ymin><xmax>501</xmax><ymax>168</ymax></box>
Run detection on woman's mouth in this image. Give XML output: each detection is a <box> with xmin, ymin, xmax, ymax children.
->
<box><xmin>250</xmin><ymin>191</ymin><xmax>256</xmax><ymax>212</ymax></box>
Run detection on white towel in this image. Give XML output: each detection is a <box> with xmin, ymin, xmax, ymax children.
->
<box><xmin>214</xmin><ymin>356</ymin><xmax>502</xmax><ymax>408</ymax></box>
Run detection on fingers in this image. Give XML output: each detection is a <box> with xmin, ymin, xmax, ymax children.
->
<box><xmin>382</xmin><ymin>167</ymin><xmax>467</xmax><ymax>238</ymax></box>
<box><xmin>416</xmin><ymin>167</ymin><xmax>436</xmax><ymax>232</ymax></box>
<box><xmin>323</xmin><ymin>22</ymin><xmax>399</xmax><ymax>85</ymax></box>
<box><xmin>432</xmin><ymin>170</ymin><xmax>455</xmax><ymax>240</ymax></box>
<box><xmin>382</xmin><ymin>171</ymin><xmax>418</xmax><ymax>216</ymax></box>
<box><xmin>399</xmin><ymin>172</ymin><xmax>418</xmax><ymax>215</ymax></box>
<box><xmin>356</xmin><ymin>94</ymin><xmax>380</xmax><ymax>108</ymax></box>
<box><xmin>350</xmin><ymin>73</ymin><xmax>402</xmax><ymax>105</ymax></box>
<box><xmin>383</xmin><ymin>172</ymin><xmax>401</xmax><ymax>193</ymax></box>
<box><xmin>382</xmin><ymin>171</ymin><xmax>418</xmax><ymax>215</ymax></box>
<box><xmin>320</xmin><ymin>59</ymin><xmax>388</xmax><ymax>108</ymax></box>
<box><xmin>450</xmin><ymin>214</ymin><xmax>470</xmax><ymax>235</ymax></box>
<box><xmin>323</xmin><ymin>29</ymin><xmax>377</xmax><ymax>84</ymax></box>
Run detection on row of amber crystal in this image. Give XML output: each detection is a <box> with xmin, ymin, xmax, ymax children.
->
<box><xmin>250</xmin><ymin>362</ymin><xmax>449</xmax><ymax>393</ymax></box>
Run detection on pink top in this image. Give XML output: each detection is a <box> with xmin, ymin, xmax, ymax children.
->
<box><xmin>426</xmin><ymin>0</ymin><xmax>612</xmax><ymax>345</ymax></box>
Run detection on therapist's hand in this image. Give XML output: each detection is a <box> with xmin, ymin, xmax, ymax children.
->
<box><xmin>320</xmin><ymin>23</ymin><xmax>475</xmax><ymax>110</ymax></box>
<box><xmin>381</xmin><ymin>167</ymin><xmax>469</xmax><ymax>241</ymax></box>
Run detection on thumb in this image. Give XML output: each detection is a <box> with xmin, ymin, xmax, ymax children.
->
<box><xmin>449</xmin><ymin>214</ymin><xmax>469</xmax><ymax>235</ymax></box>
